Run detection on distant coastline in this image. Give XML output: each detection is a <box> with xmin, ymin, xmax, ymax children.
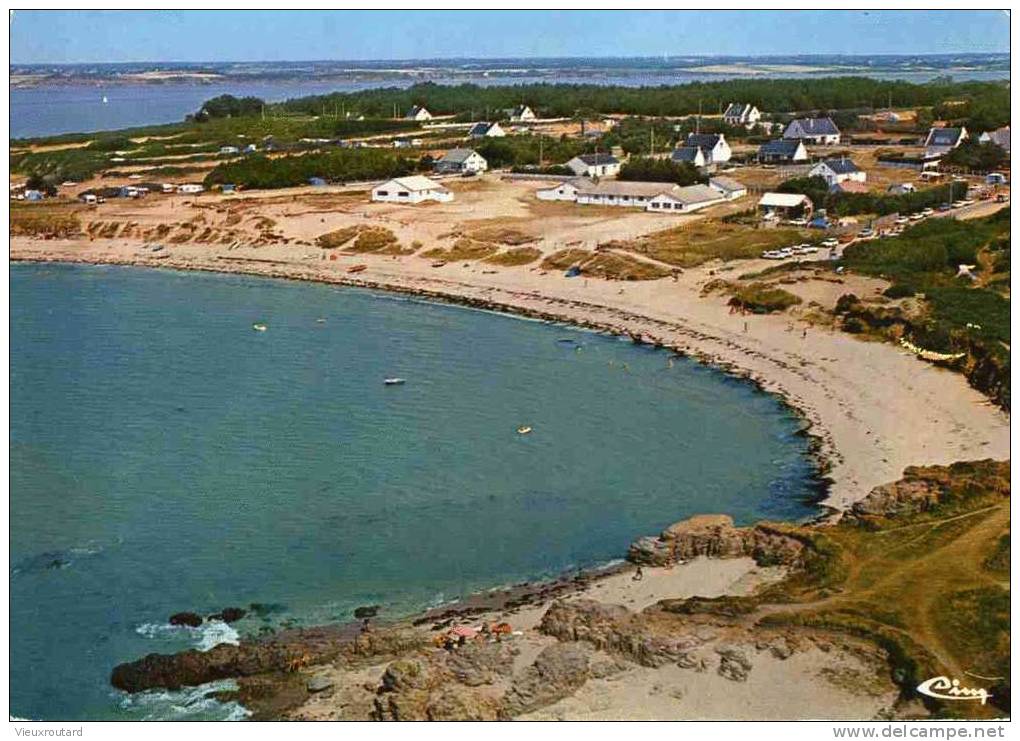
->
<box><xmin>10</xmin><ymin>53</ymin><xmax>1011</xmax><ymax>89</ymax></box>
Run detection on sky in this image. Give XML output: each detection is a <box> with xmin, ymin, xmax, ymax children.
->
<box><xmin>10</xmin><ymin>10</ymin><xmax>1011</xmax><ymax>64</ymax></box>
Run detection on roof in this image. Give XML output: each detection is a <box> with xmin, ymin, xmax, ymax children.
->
<box><xmin>709</xmin><ymin>176</ymin><xmax>746</xmax><ymax>192</ymax></box>
<box><xmin>671</xmin><ymin>146</ymin><xmax>704</xmax><ymax>163</ymax></box>
<box><xmin>723</xmin><ymin>103</ymin><xmax>753</xmax><ymax>118</ymax></box>
<box><xmin>759</xmin><ymin>139</ymin><xmax>804</xmax><ymax>156</ymax></box>
<box><xmin>926</xmin><ymin>127</ymin><xmax>965</xmax><ymax>147</ymax></box>
<box><xmin>407</xmin><ymin>105</ymin><xmax>428</xmax><ymax>116</ymax></box>
<box><xmin>817</xmin><ymin>157</ymin><xmax>861</xmax><ymax>174</ymax></box>
<box><xmin>439</xmin><ymin>148</ymin><xmax>481</xmax><ymax>164</ymax></box>
<box><xmin>686</xmin><ymin>133</ymin><xmax>723</xmax><ymax>148</ymax></box>
<box><xmin>981</xmin><ymin>126</ymin><xmax>1010</xmax><ymax>149</ymax></box>
<box><xmin>509</xmin><ymin>105</ymin><xmax>532</xmax><ymax>116</ymax></box>
<box><xmin>574</xmin><ymin>153</ymin><xmax>620</xmax><ymax>166</ymax></box>
<box><xmin>577</xmin><ymin>180</ymin><xmax>676</xmax><ymax>198</ymax></box>
<box><xmin>830</xmin><ymin>181</ymin><xmax>869</xmax><ymax>194</ymax></box>
<box><xmin>759</xmin><ymin>192</ymin><xmax>811</xmax><ymax>208</ymax></box>
<box><xmin>671</xmin><ymin>184</ymin><xmax>724</xmax><ymax>205</ymax></box>
<box><xmin>786</xmin><ymin>117</ymin><xmax>840</xmax><ymax>137</ymax></box>
<box><xmin>378</xmin><ymin>175</ymin><xmax>448</xmax><ymax>192</ymax></box>
<box><xmin>468</xmin><ymin>122</ymin><xmax>497</xmax><ymax>136</ymax></box>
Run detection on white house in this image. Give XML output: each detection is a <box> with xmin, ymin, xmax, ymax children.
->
<box><xmin>887</xmin><ymin>183</ymin><xmax>916</xmax><ymax>195</ymax></box>
<box><xmin>979</xmin><ymin>126</ymin><xmax>1010</xmax><ymax>153</ymax></box>
<box><xmin>709</xmin><ymin>176</ymin><xmax>748</xmax><ymax>200</ymax></box>
<box><xmin>758</xmin><ymin>192</ymin><xmax>813</xmax><ymax>218</ymax></box>
<box><xmin>684</xmin><ymin>133</ymin><xmax>731</xmax><ymax>164</ymax></box>
<box><xmin>671</xmin><ymin>146</ymin><xmax>707</xmax><ymax>169</ymax></box>
<box><xmin>434</xmin><ymin>148</ymin><xmax>488</xmax><ymax>175</ymax></box>
<box><xmin>467</xmin><ymin>122</ymin><xmax>505</xmax><ymax>139</ymax></box>
<box><xmin>406</xmin><ymin>105</ymin><xmax>432</xmax><ymax>121</ymax></box>
<box><xmin>371</xmin><ymin>175</ymin><xmax>453</xmax><ymax>204</ymax></box>
<box><xmin>177</xmin><ymin>184</ymin><xmax>205</xmax><ymax>194</ymax></box>
<box><xmin>536</xmin><ymin>178</ymin><xmax>590</xmax><ymax>202</ymax></box>
<box><xmin>758</xmin><ymin>139</ymin><xmax>809</xmax><ymax>163</ymax></box>
<box><xmin>646</xmin><ymin>184</ymin><xmax>727</xmax><ymax>214</ymax></box>
<box><xmin>783</xmin><ymin>117</ymin><xmax>841</xmax><ymax>145</ymax></box>
<box><xmin>723</xmin><ymin>103</ymin><xmax>761</xmax><ymax>128</ymax></box>
<box><xmin>924</xmin><ymin>127</ymin><xmax>968</xmax><ymax>158</ymax></box>
<box><xmin>809</xmin><ymin>158</ymin><xmax>867</xmax><ymax>187</ymax></box>
<box><xmin>565</xmin><ymin>153</ymin><xmax>621</xmax><ymax>178</ymax></box>
<box><xmin>507</xmin><ymin>105</ymin><xmax>536</xmax><ymax>122</ymax></box>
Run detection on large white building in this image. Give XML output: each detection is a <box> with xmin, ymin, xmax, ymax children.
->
<box><xmin>538</xmin><ymin>179</ymin><xmax>736</xmax><ymax>214</ymax></box>
<box><xmin>371</xmin><ymin>175</ymin><xmax>453</xmax><ymax>204</ymax></box>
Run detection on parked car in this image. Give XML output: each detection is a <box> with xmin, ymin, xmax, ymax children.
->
<box><xmin>894</xmin><ymin>216</ymin><xmax>910</xmax><ymax>225</ymax></box>
<box><xmin>821</xmin><ymin>238</ymin><xmax>839</xmax><ymax>248</ymax></box>
<box><xmin>937</xmin><ymin>203</ymin><xmax>952</xmax><ymax>212</ymax></box>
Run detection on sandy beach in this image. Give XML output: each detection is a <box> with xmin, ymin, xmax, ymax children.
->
<box><xmin>11</xmin><ymin>233</ymin><xmax>1010</xmax><ymax>511</ymax></box>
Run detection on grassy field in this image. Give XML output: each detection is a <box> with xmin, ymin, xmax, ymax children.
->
<box><xmin>10</xmin><ymin>202</ymin><xmax>84</xmax><ymax>238</ymax></box>
<box><xmin>541</xmin><ymin>248</ymin><xmax>672</xmax><ymax>280</ymax></box>
<box><xmin>839</xmin><ymin>210</ymin><xmax>1010</xmax><ymax>408</ymax></box>
<box><xmin>619</xmin><ymin>220</ymin><xmax>811</xmax><ymax>268</ymax></box>
<box><xmin>484</xmin><ymin>246</ymin><xmax>543</xmax><ymax>266</ymax></box>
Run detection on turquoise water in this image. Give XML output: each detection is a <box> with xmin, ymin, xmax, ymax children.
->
<box><xmin>10</xmin><ymin>263</ymin><xmax>818</xmax><ymax>719</ymax></box>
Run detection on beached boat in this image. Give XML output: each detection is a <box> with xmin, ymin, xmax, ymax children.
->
<box><xmin>347</xmin><ymin>264</ymin><xmax>367</xmax><ymax>274</ymax></box>
<box><xmin>252</xmin><ymin>323</ymin><xmax>268</xmax><ymax>332</ymax></box>
<box><xmin>384</xmin><ymin>378</ymin><xmax>406</xmax><ymax>385</ymax></box>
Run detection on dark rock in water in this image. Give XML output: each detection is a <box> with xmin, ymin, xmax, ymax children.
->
<box><xmin>353</xmin><ymin>605</ymin><xmax>379</xmax><ymax>619</ymax></box>
<box><xmin>168</xmin><ymin>612</ymin><xmax>203</xmax><ymax>628</ymax></box>
<box><xmin>210</xmin><ymin>607</ymin><xmax>247</xmax><ymax>623</ymax></box>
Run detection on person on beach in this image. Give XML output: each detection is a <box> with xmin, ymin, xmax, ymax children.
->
<box><xmin>632</xmin><ymin>566</ymin><xmax>644</xmax><ymax>581</ymax></box>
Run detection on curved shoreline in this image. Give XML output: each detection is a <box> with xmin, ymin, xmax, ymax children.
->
<box><xmin>10</xmin><ymin>239</ymin><xmax>1010</xmax><ymax>512</ymax></box>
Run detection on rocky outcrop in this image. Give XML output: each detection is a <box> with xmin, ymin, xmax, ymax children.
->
<box><xmin>627</xmin><ymin>514</ymin><xmax>806</xmax><ymax>568</ymax></box>
<box><xmin>502</xmin><ymin>642</ymin><xmax>591</xmax><ymax>716</ymax></box>
<box><xmin>373</xmin><ymin>640</ymin><xmax>516</xmax><ymax>721</ymax></box>
<box><xmin>111</xmin><ymin>625</ymin><xmax>428</xmax><ymax>693</ymax></box>
<box><xmin>715</xmin><ymin>644</ymin><xmax>753</xmax><ymax>682</ymax></box>
<box><xmin>850</xmin><ymin>460</ymin><xmax>1010</xmax><ymax>520</ymax></box>
<box><xmin>539</xmin><ymin>599</ymin><xmax>704</xmax><ymax>669</ymax></box>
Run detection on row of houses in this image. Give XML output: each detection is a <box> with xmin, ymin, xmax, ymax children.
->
<box><xmin>405</xmin><ymin>105</ymin><xmax>537</xmax><ymax>124</ymax></box>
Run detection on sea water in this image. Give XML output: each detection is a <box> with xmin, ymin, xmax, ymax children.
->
<box><xmin>10</xmin><ymin>263</ymin><xmax>818</xmax><ymax>719</ymax></box>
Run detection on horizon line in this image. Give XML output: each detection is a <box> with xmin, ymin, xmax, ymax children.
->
<box><xmin>11</xmin><ymin>51</ymin><xmax>1011</xmax><ymax>67</ymax></box>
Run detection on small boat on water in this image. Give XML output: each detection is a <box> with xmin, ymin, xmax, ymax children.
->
<box><xmin>252</xmin><ymin>323</ymin><xmax>268</xmax><ymax>332</ymax></box>
<box><xmin>384</xmin><ymin>378</ymin><xmax>406</xmax><ymax>386</ymax></box>
<box><xmin>517</xmin><ymin>426</ymin><xmax>533</xmax><ymax>435</ymax></box>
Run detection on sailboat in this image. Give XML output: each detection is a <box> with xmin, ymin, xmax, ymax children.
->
<box><xmin>101</xmin><ymin>95</ymin><xmax>109</xmax><ymax>104</ymax></box>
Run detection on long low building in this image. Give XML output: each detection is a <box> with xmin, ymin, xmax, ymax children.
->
<box><xmin>371</xmin><ymin>175</ymin><xmax>453</xmax><ymax>204</ymax></box>
<box><xmin>538</xmin><ymin>178</ymin><xmax>738</xmax><ymax>213</ymax></box>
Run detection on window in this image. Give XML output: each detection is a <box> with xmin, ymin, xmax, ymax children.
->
<box><xmin>398</xmin><ymin>191</ymin><xmax>409</xmax><ymax>197</ymax></box>
<box><xmin>377</xmin><ymin>190</ymin><xmax>388</xmax><ymax>196</ymax></box>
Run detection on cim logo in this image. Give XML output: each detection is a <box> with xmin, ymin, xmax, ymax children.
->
<box><xmin>916</xmin><ymin>676</ymin><xmax>992</xmax><ymax>705</ymax></box>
